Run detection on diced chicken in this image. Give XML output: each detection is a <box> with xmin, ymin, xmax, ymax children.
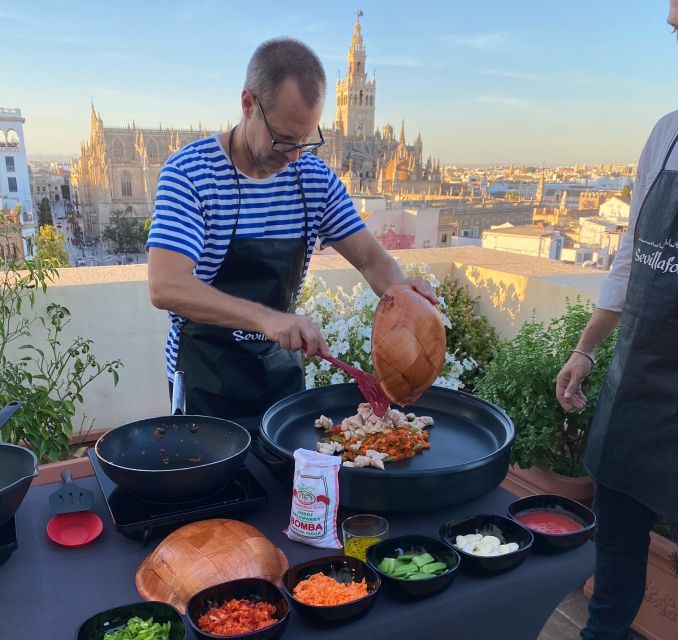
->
<box><xmin>316</xmin><ymin>441</ymin><xmax>344</xmax><ymax>455</ymax></box>
<box><xmin>314</xmin><ymin>415</ymin><xmax>333</xmax><ymax>430</ymax></box>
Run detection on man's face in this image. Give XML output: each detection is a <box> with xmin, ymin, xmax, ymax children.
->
<box><xmin>670</xmin><ymin>0</ymin><xmax>678</xmax><ymax>29</ymax></box>
<box><xmin>244</xmin><ymin>78</ymin><xmax>323</xmax><ymax>175</ymax></box>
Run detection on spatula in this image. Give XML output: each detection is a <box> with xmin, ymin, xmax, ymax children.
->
<box><xmin>48</xmin><ymin>469</ymin><xmax>94</xmax><ymax>514</ymax></box>
<box><xmin>303</xmin><ymin>341</ymin><xmax>391</xmax><ymax>417</ymax></box>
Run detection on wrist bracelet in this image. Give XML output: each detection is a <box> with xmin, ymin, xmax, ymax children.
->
<box><xmin>572</xmin><ymin>349</ymin><xmax>596</xmax><ymax>365</ymax></box>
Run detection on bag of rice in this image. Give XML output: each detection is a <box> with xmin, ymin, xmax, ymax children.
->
<box><xmin>285</xmin><ymin>448</ymin><xmax>342</xmax><ymax>548</ymax></box>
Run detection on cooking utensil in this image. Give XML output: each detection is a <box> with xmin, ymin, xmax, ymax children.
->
<box><xmin>94</xmin><ymin>371</ymin><xmax>251</xmax><ymax>502</ymax></box>
<box><xmin>0</xmin><ymin>401</ymin><xmax>39</xmax><ymax>527</ymax></box>
<box><xmin>48</xmin><ymin>469</ymin><xmax>94</xmax><ymax>514</ymax></box>
<box><xmin>256</xmin><ymin>383</ymin><xmax>514</xmax><ymax>511</ymax></box>
<box><xmin>136</xmin><ymin>519</ymin><xmax>289</xmax><ymax>614</ymax></box>
<box><xmin>304</xmin><ymin>341</ymin><xmax>390</xmax><ymax>417</ymax></box>
<box><xmin>46</xmin><ymin>511</ymin><xmax>103</xmax><ymax>547</ymax></box>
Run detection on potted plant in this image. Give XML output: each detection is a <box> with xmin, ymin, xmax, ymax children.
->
<box><xmin>0</xmin><ymin>212</ymin><xmax>122</xmax><ymax>481</ymax></box>
<box><xmin>474</xmin><ymin>300</ymin><xmax>618</xmax><ymax>501</ymax></box>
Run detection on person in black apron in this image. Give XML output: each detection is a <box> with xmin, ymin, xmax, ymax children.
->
<box><xmin>174</xmin><ymin>126</ymin><xmax>309</xmax><ymax>419</ymax></box>
<box><xmin>556</xmin><ymin>80</ymin><xmax>678</xmax><ymax>640</ymax></box>
<box><xmin>149</xmin><ymin>38</ymin><xmax>438</xmax><ymax>425</ymax></box>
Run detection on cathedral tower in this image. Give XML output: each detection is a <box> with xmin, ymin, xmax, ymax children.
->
<box><xmin>335</xmin><ymin>11</ymin><xmax>376</xmax><ymax>138</ymax></box>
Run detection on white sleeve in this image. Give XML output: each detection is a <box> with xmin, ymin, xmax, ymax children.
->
<box><xmin>595</xmin><ymin>112</ymin><xmax>678</xmax><ymax>311</ymax></box>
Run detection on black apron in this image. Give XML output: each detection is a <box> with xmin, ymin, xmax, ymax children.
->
<box><xmin>175</xmin><ymin>129</ymin><xmax>308</xmax><ymax>420</ymax></box>
<box><xmin>585</xmin><ymin>133</ymin><xmax>678</xmax><ymax>522</ymax></box>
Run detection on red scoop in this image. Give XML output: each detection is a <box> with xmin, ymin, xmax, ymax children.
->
<box><xmin>304</xmin><ymin>341</ymin><xmax>390</xmax><ymax>417</ymax></box>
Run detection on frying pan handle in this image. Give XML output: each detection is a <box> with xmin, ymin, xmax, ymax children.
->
<box><xmin>171</xmin><ymin>371</ymin><xmax>186</xmax><ymax>416</ymax></box>
<box><xmin>250</xmin><ymin>438</ymin><xmax>289</xmax><ymax>471</ymax></box>
<box><xmin>0</xmin><ymin>401</ymin><xmax>22</xmax><ymax>432</ymax></box>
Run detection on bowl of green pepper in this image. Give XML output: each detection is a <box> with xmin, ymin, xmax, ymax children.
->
<box><xmin>365</xmin><ymin>534</ymin><xmax>460</xmax><ymax>599</ymax></box>
<box><xmin>75</xmin><ymin>601</ymin><xmax>186</xmax><ymax>640</ymax></box>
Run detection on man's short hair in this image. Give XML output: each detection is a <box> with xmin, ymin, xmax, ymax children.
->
<box><xmin>245</xmin><ymin>37</ymin><xmax>326</xmax><ymax>109</ymax></box>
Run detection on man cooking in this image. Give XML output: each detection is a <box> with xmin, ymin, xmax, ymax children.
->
<box><xmin>146</xmin><ymin>37</ymin><xmax>436</xmax><ymax>420</ymax></box>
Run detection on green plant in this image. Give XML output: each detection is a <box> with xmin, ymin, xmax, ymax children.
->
<box><xmin>475</xmin><ymin>300</ymin><xmax>618</xmax><ymax>477</ymax></box>
<box><xmin>436</xmin><ymin>277</ymin><xmax>501</xmax><ymax>390</ymax></box>
<box><xmin>0</xmin><ymin>212</ymin><xmax>122</xmax><ymax>463</ymax></box>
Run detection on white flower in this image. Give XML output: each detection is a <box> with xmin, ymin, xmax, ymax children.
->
<box><xmin>462</xmin><ymin>357</ymin><xmax>477</xmax><ymax>371</ymax></box>
<box><xmin>330</xmin><ymin>372</ymin><xmax>345</xmax><ymax>385</ymax></box>
<box><xmin>352</xmin><ymin>361</ymin><xmax>363</xmax><ymax>370</ymax></box>
<box><xmin>441</xmin><ymin>313</ymin><xmax>452</xmax><ymax>329</ymax></box>
<box><xmin>361</xmin><ymin>339</ymin><xmax>372</xmax><ymax>354</ymax></box>
<box><xmin>319</xmin><ymin>360</ymin><xmax>332</xmax><ymax>371</ymax></box>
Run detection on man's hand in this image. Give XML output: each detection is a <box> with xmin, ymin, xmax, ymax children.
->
<box><xmin>261</xmin><ymin>311</ymin><xmax>328</xmax><ymax>356</ymax></box>
<box><xmin>402</xmin><ymin>277</ymin><xmax>439</xmax><ymax>305</ymax></box>
<box><xmin>556</xmin><ymin>353</ymin><xmax>592</xmax><ymax>412</ymax></box>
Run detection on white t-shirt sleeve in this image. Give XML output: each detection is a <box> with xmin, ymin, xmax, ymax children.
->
<box><xmin>597</xmin><ymin>111</ymin><xmax>678</xmax><ymax>312</ymax></box>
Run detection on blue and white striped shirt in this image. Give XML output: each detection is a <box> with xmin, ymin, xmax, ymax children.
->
<box><xmin>146</xmin><ymin>134</ymin><xmax>365</xmax><ymax>378</ymax></box>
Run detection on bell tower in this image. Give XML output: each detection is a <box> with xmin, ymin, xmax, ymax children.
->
<box><xmin>335</xmin><ymin>10</ymin><xmax>376</xmax><ymax>138</ymax></box>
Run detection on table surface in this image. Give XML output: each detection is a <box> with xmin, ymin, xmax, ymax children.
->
<box><xmin>0</xmin><ymin>454</ymin><xmax>595</xmax><ymax>640</ymax></box>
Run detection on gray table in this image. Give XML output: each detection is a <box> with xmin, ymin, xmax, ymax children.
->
<box><xmin>0</xmin><ymin>455</ymin><xmax>595</xmax><ymax>640</ymax></box>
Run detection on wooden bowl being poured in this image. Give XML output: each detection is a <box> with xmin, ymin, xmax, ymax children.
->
<box><xmin>371</xmin><ymin>283</ymin><xmax>446</xmax><ymax>406</ymax></box>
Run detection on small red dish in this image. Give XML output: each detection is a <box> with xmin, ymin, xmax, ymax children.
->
<box><xmin>47</xmin><ymin>512</ymin><xmax>103</xmax><ymax>547</ymax></box>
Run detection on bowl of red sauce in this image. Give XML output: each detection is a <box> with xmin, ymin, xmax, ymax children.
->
<box><xmin>507</xmin><ymin>494</ymin><xmax>596</xmax><ymax>554</ymax></box>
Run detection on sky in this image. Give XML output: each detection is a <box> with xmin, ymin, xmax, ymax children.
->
<box><xmin>4</xmin><ymin>0</ymin><xmax>678</xmax><ymax>165</ymax></box>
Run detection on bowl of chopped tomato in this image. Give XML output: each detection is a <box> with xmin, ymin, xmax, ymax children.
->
<box><xmin>186</xmin><ymin>578</ymin><xmax>290</xmax><ymax>639</ymax></box>
<box><xmin>281</xmin><ymin>555</ymin><xmax>381</xmax><ymax>626</ymax></box>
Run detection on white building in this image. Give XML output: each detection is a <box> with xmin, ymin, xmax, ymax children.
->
<box><xmin>0</xmin><ymin>107</ymin><xmax>37</xmax><ymax>257</ymax></box>
<box><xmin>482</xmin><ymin>223</ymin><xmax>564</xmax><ymax>260</ymax></box>
<box><xmin>598</xmin><ymin>195</ymin><xmax>630</xmax><ymax>224</ymax></box>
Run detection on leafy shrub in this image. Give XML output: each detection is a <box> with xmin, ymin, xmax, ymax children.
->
<box><xmin>475</xmin><ymin>300</ymin><xmax>617</xmax><ymax>477</ymax></box>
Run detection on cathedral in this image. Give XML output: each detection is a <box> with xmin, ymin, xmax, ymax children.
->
<box><xmin>70</xmin><ymin>109</ymin><xmax>218</xmax><ymax>238</ymax></box>
<box><xmin>71</xmin><ymin>13</ymin><xmax>439</xmax><ymax>239</ymax></box>
<box><xmin>318</xmin><ymin>13</ymin><xmax>442</xmax><ymax>196</ymax></box>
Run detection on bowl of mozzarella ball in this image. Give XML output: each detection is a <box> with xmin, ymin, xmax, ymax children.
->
<box><xmin>439</xmin><ymin>514</ymin><xmax>534</xmax><ymax>576</ymax></box>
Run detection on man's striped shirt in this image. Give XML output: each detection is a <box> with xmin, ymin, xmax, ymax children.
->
<box><xmin>146</xmin><ymin>134</ymin><xmax>365</xmax><ymax>379</ymax></box>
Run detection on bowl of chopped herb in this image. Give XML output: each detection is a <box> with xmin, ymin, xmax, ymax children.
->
<box><xmin>75</xmin><ymin>601</ymin><xmax>186</xmax><ymax>640</ymax></box>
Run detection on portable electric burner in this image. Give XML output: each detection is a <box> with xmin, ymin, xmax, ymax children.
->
<box><xmin>88</xmin><ymin>450</ymin><xmax>267</xmax><ymax>545</ymax></box>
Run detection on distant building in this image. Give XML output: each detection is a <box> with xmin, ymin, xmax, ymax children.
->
<box><xmin>482</xmin><ymin>223</ymin><xmax>564</xmax><ymax>260</ymax></box>
<box><xmin>71</xmin><ymin>106</ymin><xmax>218</xmax><ymax>239</ymax></box>
<box><xmin>438</xmin><ymin>202</ymin><xmax>534</xmax><ymax>241</ymax></box>
<box><xmin>317</xmin><ymin>14</ymin><xmax>442</xmax><ymax>196</ymax></box>
<box><xmin>0</xmin><ymin>107</ymin><xmax>37</xmax><ymax>258</ymax></box>
<box><xmin>598</xmin><ymin>195</ymin><xmax>630</xmax><ymax>223</ymax></box>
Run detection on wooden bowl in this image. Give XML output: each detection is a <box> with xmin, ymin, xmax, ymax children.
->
<box><xmin>371</xmin><ymin>283</ymin><xmax>446</xmax><ymax>405</ymax></box>
<box><xmin>136</xmin><ymin>519</ymin><xmax>289</xmax><ymax>613</ymax></box>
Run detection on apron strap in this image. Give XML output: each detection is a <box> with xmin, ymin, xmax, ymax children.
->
<box><xmin>660</xmin><ymin>132</ymin><xmax>678</xmax><ymax>171</ymax></box>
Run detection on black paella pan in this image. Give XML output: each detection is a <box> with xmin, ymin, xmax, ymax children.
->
<box><xmin>257</xmin><ymin>383</ymin><xmax>514</xmax><ymax>511</ymax></box>
<box><xmin>95</xmin><ymin>371</ymin><xmax>250</xmax><ymax>501</ymax></box>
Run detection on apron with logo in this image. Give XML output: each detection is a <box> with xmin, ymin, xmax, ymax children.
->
<box><xmin>584</xmin><ymin>134</ymin><xmax>678</xmax><ymax>521</ymax></box>
<box><xmin>175</xmin><ymin>129</ymin><xmax>308</xmax><ymax>420</ymax></box>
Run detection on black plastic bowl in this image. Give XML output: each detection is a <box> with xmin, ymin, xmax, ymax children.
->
<box><xmin>186</xmin><ymin>578</ymin><xmax>290</xmax><ymax>640</ymax></box>
<box><xmin>366</xmin><ymin>534</ymin><xmax>460</xmax><ymax>598</ymax></box>
<box><xmin>75</xmin><ymin>601</ymin><xmax>186</xmax><ymax>640</ymax></box>
<box><xmin>439</xmin><ymin>514</ymin><xmax>533</xmax><ymax>576</ymax></box>
<box><xmin>507</xmin><ymin>494</ymin><xmax>596</xmax><ymax>554</ymax></box>
<box><xmin>281</xmin><ymin>555</ymin><xmax>380</xmax><ymax>626</ymax></box>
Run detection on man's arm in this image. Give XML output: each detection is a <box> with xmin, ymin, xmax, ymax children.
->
<box><xmin>331</xmin><ymin>228</ymin><xmax>437</xmax><ymax>303</ymax></box>
<box><xmin>147</xmin><ymin>247</ymin><xmax>327</xmax><ymax>355</ymax></box>
<box><xmin>555</xmin><ymin>308</ymin><xmax>621</xmax><ymax>412</ymax></box>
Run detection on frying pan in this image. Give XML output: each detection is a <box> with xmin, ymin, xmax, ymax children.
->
<box><xmin>95</xmin><ymin>372</ymin><xmax>251</xmax><ymax>502</ymax></box>
<box><xmin>0</xmin><ymin>401</ymin><xmax>39</xmax><ymax>526</ymax></box>
<box><xmin>257</xmin><ymin>384</ymin><xmax>514</xmax><ymax>511</ymax></box>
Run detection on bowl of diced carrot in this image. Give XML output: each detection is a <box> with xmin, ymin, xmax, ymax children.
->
<box><xmin>186</xmin><ymin>578</ymin><xmax>290</xmax><ymax>640</ymax></box>
<box><xmin>281</xmin><ymin>555</ymin><xmax>381</xmax><ymax>626</ymax></box>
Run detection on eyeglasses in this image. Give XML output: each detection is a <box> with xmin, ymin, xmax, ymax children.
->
<box><xmin>253</xmin><ymin>95</ymin><xmax>325</xmax><ymax>154</ymax></box>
